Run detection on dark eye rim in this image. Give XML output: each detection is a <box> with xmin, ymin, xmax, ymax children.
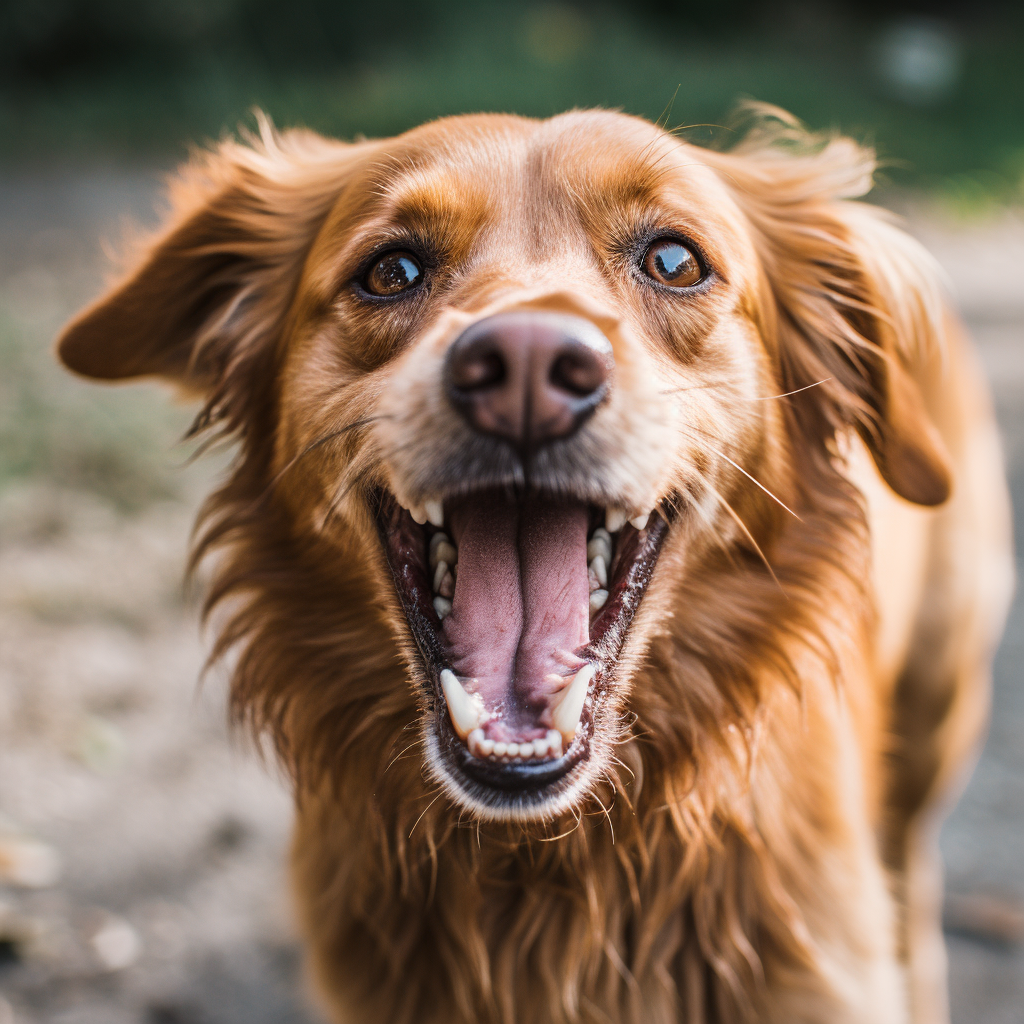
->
<box><xmin>633</xmin><ymin>230</ymin><xmax>715</xmax><ymax>294</ymax></box>
<box><xmin>351</xmin><ymin>245</ymin><xmax>430</xmax><ymax>302</ymax></box>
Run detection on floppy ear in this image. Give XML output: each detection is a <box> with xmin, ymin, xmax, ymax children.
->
<box><xmin>58</xmin><ymin>116</ymin><xmax>371</xmax><ymax>402</ymax></box>
<box><xmin>708</xmin><ymin>114</ymin><xmax>953</xmax><ymax>507</ymax></box>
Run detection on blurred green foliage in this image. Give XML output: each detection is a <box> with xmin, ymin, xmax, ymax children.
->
<box><xmin>0</xmin><ymin>306</ymin><xmax>192</xmax><ymax>510</ymax></box>
<box><xmin>1</xmin><ymin>1</ymin><xmax>1023</xmax><ymax>204</ymax></box>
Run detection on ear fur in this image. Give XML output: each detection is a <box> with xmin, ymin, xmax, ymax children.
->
<box><xmin>706</xmin><ymin>109</ymin><xmax>953</xmax><ymax>507</ymax></box>
<box><xmin>57</xmin><ymin>115</ymin><xmax>372</xmax><ymax>399</ymax></box>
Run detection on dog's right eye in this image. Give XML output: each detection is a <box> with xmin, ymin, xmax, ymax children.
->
<box><xmin>642</xmin><ymin>238</ymin><xmax>703</xmax><ymax>288</ymax></box>
<box><xmin>364</xmin><ymin>251</ymin><xmax>423</xmax><ymax>296</ymax></box>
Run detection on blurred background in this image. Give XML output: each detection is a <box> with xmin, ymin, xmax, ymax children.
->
<box><xmin>0</xmin><ymin>2</ymin><xmax>1022</xmax><ymax>1022</ymax></box>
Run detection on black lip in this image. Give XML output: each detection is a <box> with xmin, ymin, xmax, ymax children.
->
<box><xmin>373</xmin><ymin>490</ymin><xmax>671</xmax><ymax>802</ymax></box>
<box><xmin>455</xmin><ymin>745</ymin><xmax>584</xmax><ymax>790</ymax></box>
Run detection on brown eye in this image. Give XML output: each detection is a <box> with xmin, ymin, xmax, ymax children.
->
<box><xmin>365</xmin><ymin>251</ymin><xmax>423</xmax><ymax>296</ymax></box>
<box><xmin>642</xmin><ymin>238</ymin><xmax>702</xmax><ymax>288</ymax></box>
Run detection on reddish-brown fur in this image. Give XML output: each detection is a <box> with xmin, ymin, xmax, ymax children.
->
<box><xmin>58</xmin><ymin>108</ymin><xmax>1012</xmax><ymax>1023</ymax></box>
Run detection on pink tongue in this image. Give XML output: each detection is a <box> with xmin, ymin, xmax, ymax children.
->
<box><xmin>445</xmin><ymin>494</ymin><xmax>590</xmax><ymax>719</ymax></box>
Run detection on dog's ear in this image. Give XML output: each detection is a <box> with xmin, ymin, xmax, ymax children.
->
<box><xmin>58</xmin><ymin>116</ymin><xmax>372</xmax><ymax>396</ymax></box>
<box><xmin>708</xmin><ymin>114</ymin><xmax>953</xmax><ymax>507</ymax></box>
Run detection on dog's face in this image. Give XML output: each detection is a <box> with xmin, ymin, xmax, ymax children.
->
<box><xmin>58</xmin><ymin>110</ymin><xmax>951</xmax><ymax>823</ymax></box>
<box><xmin>283</xmin><ymin>113</ymin><xmax>776</xmax><ymax>820</ymax></box>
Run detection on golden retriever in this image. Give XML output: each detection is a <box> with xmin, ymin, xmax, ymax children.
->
<box><xmin>57</xmin><ymin>107</ymin><xmax>1013</xmax><ymax>1024</ymax></box>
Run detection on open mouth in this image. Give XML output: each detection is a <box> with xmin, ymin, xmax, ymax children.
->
<box><xmin>375</xmin><ymin>489</ymin><xmax>668</xmax><ymax>814</ymax></box>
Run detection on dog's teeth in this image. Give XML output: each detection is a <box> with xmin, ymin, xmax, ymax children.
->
<box><xmin>587</xmin><ymin>528</ymin><xmax>612</xmax><ymax>563</ymax></box>
<box><xmin>468</xmin><ymin>727</ymin><xmax>485</xmax><ymax>752</ymax></box>
<box><xmin>546</xmin><ymin>729</ymin><xmax>563</xmax><ymax>757</ymax></box>
<box><xmin>439</xmin><ymin>669</ymin><xmax>487</xmax><ymax>739</ymax></box>
<box><xmin>605</xmin><ymin>508</ymin><xmax>627</xmax><ymax>533</ymax></box>
<box><xmin>531</xmin><ymin>738</ymin><xmax>548</xmax><ymax>758</ymax></box>
<box><xmin>424</xmin><ymin>499</ymin><xmax>444</xmax><ymax>528</ymax></box>
<box><xmin>506</xmin><ymin>742</ymin><xmax>520</xmax><ymax>757</ymax></box>
<box><xmin>629</xmin><ymin>511</ymin><xmax>650</xmax><ymax>531</ymax></box>
<box><xmin>437</xmin><ymin>570</ymin><xmax>455</xmax><ymax>599</ymax></box>
<box><xmin>429</xmin><ymin>532</ymin><xmax>450</xmax><ymax>563</ymax></box>
<box><xmin>551</xmin><ymin>663</ymin><xmax>595</xmax><ymax>744</ymax></box>
<box><xmin>588</xmin><ymin>554</ymin><xmax>607</xmax><ymax>590</ymax></box>
<box><xmin>433</xmin><ymin>560</ymin><xmax>449</xmax><ymax>592</ymax></box>
<box><xmin>433</xmin><ymin>596</ymin><xmax>453</xmax><ymax>621</ymax></box>
<box><xmin>431</xmin><ymin>540</ymin><xmax>458</xmax><ymax>570</ymax></box>
<box><xmin>493</xmin><ymin>741</ymin><xmax>508</xmax><ymax>757</ymax></box>
<box><xmin>478</xmin><ymin>737</ymin><xmax>494</xmax><ymax>757</ymax></box>
<box><xmin>589</xmin><ymin>589</ymin><xmax>608</xmax><ymax>614</ymax></box>
<box><xmin>409</xmin><ymin>505</ymin><xmax>428</xmax><ymax>525</ymax></box>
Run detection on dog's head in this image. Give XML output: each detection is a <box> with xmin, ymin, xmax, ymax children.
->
<box><xmin>58</xmin><ymin>109</ymin><xmax>951</xmax><ymax>823</ymax></box>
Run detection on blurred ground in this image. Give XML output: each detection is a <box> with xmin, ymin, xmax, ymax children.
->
<box><xmin>0</xmin><ymin>167</ymin><xmax>1021</xmax><ymax>1023</ymax></box>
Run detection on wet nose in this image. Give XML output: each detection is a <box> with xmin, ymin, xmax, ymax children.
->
<box><xmin>444</xmin><ymin>311</ymin><xmax>613</xmax><ymax>446</ymax></box>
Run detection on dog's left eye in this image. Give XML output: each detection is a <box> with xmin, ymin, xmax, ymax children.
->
<box><xmin>642</xmin><ymin>239</ymin><xmax>703</xmax><ymax>288</ymax></box>
<box><xmin>365</xmin><ymin>251</ymin><xmax>423</xmax><ymax>296</ymax></box>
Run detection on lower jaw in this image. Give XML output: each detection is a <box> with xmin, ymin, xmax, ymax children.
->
<box><xmin>374</xmin><ymin>489</ymin><xmax>670</xmax><ymax>809</ymax></box>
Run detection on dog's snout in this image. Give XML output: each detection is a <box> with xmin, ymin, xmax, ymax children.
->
<box><xmin>444</xmin><ymin>311</ymin><xmax>613</xmax><ymax>445</ymax></box>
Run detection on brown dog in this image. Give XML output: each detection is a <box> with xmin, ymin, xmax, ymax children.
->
<box><xmin>57</xmin><ymin>108</ymin><xmax>1012</xmax><ymax>1024</ymax></box>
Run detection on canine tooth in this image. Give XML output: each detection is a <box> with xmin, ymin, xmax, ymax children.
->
<box><xmin>589</xmin><ymin>589</ymin><xmax>608</xmax><ymax>614</ymax></box>
<box><xmin>605</xmin><ymin>508</ymin><xmax>627</xmax><ymax>533</ymax></box>
<box><xmin>433</xmin><ymin>560</ymin><xmax>449</xmax><ymax>592</ymax></box>
<box><xmin>424</xmin><ymin>499</ymin><xmax>444</xmax><ymax>528</ymax></box>
<box><xmin>589</xmin><ymin>554</ymin><xmax>607</xmax><ymax>589</ymax></box>
<box><xmin>493</xmin><ymin>742</ymin><xmax>508</xmax><ymax>757</ymax></box>
<box><xmin>439</xmin><ymin>669</ymin><xmax>486</xmax><ymax>739</ymax></box>
<box><xmin>409</xmin><ymin>505</ymin><xmax>428</xmax><ymax>525</ymax></box>
<box><xmin>629</xmin><ymin>511</ymin><xmax>650</xmax><ymax>531</ymax></box>
<box><xmin>546</xmin><ymin>729</ymin><xmax>563</xmax><ymax>757</ymax></box>
<box><xmin>433</xmin><ymin>596</ymin><xmax>453</xmax><ymax>620</ymax></box>
<box><xmin>431</xmin><ymin>540</ymin><xmax>458</xmax><ymax>570</ymax></box>
<box><xmin>587</xmin><ymin>529</ymin><xmax>612</xmax><ymax>563</ymax></box>
<box><xmin>551</xmin><ymin>663</ymin><xmax>595</xmax><ymax>744</ymax></box>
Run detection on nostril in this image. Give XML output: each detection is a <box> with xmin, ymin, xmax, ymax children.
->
<box><xmin>549</xmin><ymin>348</ymin><xmax>605</xmax><ymax>397</ymax></box>
<box><xmin>444</xmin><ymin>311</ymin><xmax>613</xmax><ymax>445</ymax></box>
<box><xmin>449</xmin><ymin>342</ymin><xmax>506</xmax><ymax>392</ymax></box>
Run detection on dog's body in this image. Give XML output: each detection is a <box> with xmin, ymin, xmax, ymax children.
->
<box><xmin>58</xmin><ymin>109</ymin><xmax>1012</xmax><ymax>1024</ymax></box>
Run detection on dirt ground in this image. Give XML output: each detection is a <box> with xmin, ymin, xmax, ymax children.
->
<box><xmin>0</xmin><ymin>166</ymin><xmax>1021</xmax><ymax>1024</ymax></box>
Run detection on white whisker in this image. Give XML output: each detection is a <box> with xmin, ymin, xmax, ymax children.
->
<box><xmin>679</xmin><ymin>424</ymin><xmax>802</xmax><ymax>522</ymax></box>
<box><xmin>753</xmin><ymin>378</ymin><xmax>833</xmax><ymax>401</ymax></box>
<box><xmin>704</xmin><ymin>479</ymin><xmax>786</xmax><ymax>595</ymax></box>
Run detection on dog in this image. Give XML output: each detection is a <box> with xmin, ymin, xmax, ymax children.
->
<box><xmin>57</xmin><ymin>107</ymin><xmax>1013</xmax><ymax>1024</ymax></box>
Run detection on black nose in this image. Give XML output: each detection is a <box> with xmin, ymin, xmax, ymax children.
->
<box><xmin>444</xmin><ymin>311</ymin><xmax>613</xmax><ymax>446</ymax></box>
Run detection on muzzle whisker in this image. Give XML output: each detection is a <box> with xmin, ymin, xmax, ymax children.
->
<box><xmin>383</xmin><ymin>740</ymin><xmax>421</xmax><ymax>776</ymax></box>
<box><xmin>408</xmin><ymin>789</ymin><xmax>444</xmax><ymax>839</ymax></box>
<box><xmin>248</xmin><ymin>414</ymin><xmax>392</xmax><ymax>512</ymax></box>
<box><xmin>703</xmin><ymin>478</ymin><xmax>786</xmax><ymax>595</ymax></box>
<box><xmin>679</xmin><ymin>423</ymin><xmax>802</xmax><ymax>522</ymax></box>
